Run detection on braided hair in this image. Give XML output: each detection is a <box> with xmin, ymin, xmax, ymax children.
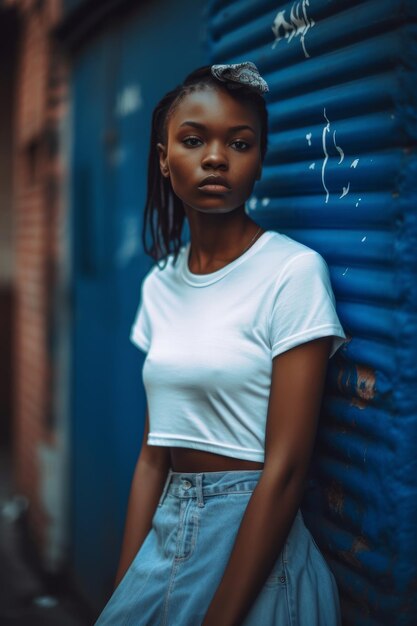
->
<box><xmin>142</xmin><ymin>65</ymin><xmax>269</xmax><ymax>269</ymax></box>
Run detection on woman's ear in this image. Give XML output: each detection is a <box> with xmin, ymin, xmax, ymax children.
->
<box><xmin>157</xmin><ymin>142</ymin><xmax>170</xmax><ymax>178</ymax></box>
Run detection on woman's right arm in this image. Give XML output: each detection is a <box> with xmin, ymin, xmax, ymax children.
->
<box><xmin>113</xmin><ymin>405</ymin><xmax>171</xmax><ymax>589</ymax></box>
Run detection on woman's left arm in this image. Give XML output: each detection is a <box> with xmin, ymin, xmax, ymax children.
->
<box><xmin>202</xmin><ymin>335</ymin><xmax>333</xmax><ymax>626</ymax></box>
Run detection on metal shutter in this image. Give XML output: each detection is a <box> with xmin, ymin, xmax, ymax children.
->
<box><xmin>206</xmin><ymin>1</ymin><xmax>417</xmax><ymax>624</ymax></box>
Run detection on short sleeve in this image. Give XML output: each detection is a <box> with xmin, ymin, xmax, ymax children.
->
<box><xmin>269</xmin><ymin>251</ymin><xmax>348</xmax><ymax>360</ymax></box>
<box><xmin>130</xmin><ymin>277</ymin><xmax>152</xmax><ymax>353</ymax></box>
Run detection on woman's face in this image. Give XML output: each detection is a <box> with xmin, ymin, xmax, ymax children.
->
<box><xmin>157</xmin><ymin>86</ymin><xmax>263</xmax><ymax>214</ymax></box>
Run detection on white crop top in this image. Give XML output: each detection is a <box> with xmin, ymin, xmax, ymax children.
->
<box><xmin>130</xmin><ymin>230</ymin><xmax>348</xmax><ymax>462</ymax></box>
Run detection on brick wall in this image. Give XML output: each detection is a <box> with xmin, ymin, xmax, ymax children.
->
<box><xmin>0</xmin><ymin>6</ymin><xmax>18</xmax><ymax>438</ymax></box>
<box><xmin>9</xmin><ymin>0</ymin><xmax>68</xmax><ymax>559</ymax></box>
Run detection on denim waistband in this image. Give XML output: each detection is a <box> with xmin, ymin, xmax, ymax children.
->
<box><xmin>157</xmin><ymin>468</ymin><xmax>263</xmax><ymax>509</ymax></box>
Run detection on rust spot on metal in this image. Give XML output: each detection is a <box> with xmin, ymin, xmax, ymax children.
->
<box><xmin>337</xmin><ymin>362</ymin><xmax>376</xmax><ymax>409</ymax></box>
<box><xmin>352</xmin><ymin>536</ymin><xmax>370</xmax><ymax>554</ymax></box>
<box><xmin>326</xmin><ymin>480</ymin><xmax>344</xmax><ymax>516</ymax></box>
<box><xmin>337</xmin><ymin>535</ymin><xmax>370</xmax><ymax>570</ymax></box>
<box><xmin>350</xmin><ymin>365</ymin><xmax>376</xmax><ymax>409</ymax></box>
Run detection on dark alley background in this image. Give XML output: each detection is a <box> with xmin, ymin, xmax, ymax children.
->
<box><xmin>1</xmin><ymin>0</ymin><xmax>416</xmax><ymax>624</ymax></box>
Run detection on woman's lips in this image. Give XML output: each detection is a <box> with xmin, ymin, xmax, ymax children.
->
<box><xmin>197</xmin><ymin>183</ymin><xmax>231</xmax><ymax>194</ymax></box>
<box><xmin>198</xmin><ymin>175</ymin><xmax>231</xmax><ymax>194</ymax></box>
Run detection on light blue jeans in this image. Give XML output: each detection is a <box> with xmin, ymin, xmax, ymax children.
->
<box><xmin>94</xmin><ymin>469</ymin><xmax>341</xmax><ymax>625</ymax></box>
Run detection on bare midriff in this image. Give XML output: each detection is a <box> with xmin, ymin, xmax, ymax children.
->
<box><xmin>169</xmin><ymin>447</ymin><xmax>264</xmax><ymax>473</ymax></box>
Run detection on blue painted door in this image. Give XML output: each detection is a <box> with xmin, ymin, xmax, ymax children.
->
<box><xmin>70</xmin><ymin>0</ymin><xmax>206</xmax><ymax>609</ymax></box>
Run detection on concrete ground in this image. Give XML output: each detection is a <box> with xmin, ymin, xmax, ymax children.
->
<box><xmin>0</xmin><ymin>446</ymin><xmax>94</xmax><ymax>626</ymax></box>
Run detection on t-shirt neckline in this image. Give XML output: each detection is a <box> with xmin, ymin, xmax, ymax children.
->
<box><xmin>180</xmin><ymin>230</ymin><xmax>276</xmax><ymax>287</ymax></box>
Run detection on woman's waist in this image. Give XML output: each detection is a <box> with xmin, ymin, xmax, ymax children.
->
<box><xmin>169</xmin><ymin>446</ymin><xmax>264</xmax><ymax>473</ymax></box>
<box><xmin>147</xmin><ymin>428</ymin><xmax>266</xmax><ymax>467</ymax></box>
<box><xmin>160</xmin><ymin>465</ymin><xmax>264</xmax><ymax>503</ymax></box>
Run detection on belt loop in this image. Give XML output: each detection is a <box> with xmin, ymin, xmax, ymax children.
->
<box><xmin>158</xmin><ymin>468</ymin><xmax>172</xmax><ymax>507</ymax></box>
<box><xmin>196</xmin><ymin>473</ymin><xmax>205</xmax><ymax>508</ymax></box>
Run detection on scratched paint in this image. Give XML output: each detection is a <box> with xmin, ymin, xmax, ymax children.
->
<box><xmin>355</xmin><ymin>198</ymin><xmax>362</xmax><ymax>207</ymax></box>
<box><xmin>261</xmin><ymin>197</ymin><xmax>270</xmax><ymax>207</ymax></box>
<box><xmin>340</xmin><ymin>183</ymin><xmax>350</xmax><ymax>199</ymax></box>
<box><xmin>115</xmin><ymin>84</ymin><xmax>143</xmax><ymax>117</ymax></box>
<box><xmin>351</xmin><ymin>365</ymin><xmax>376</xmax><ymax>409</ymax></box>
<box><xmin>309</xmin><ymin>162</ymin><xmax>315</xmax><ymax>170</ymax></box>
<box><xmin>333</xmin><ymin>130</ymin><xmax>344</xmax><ymax>164</ymax></box>
<box><xmin>322</xmin><ymin>109</ymin><xmax>331</xmax><ymax>203</ymax></box>
<box><xmin>271</xmin><ymin>0</ymin><xmax>316</xmax><ymax>58</ymax></box>
<box><xmin>361</xmin><ymin>236</ymin><xmax>367</xmax><ymax>242</ymax></box>
<box><xmin>338</xmin><ymin>536</ymin><xmax>371</xmax><ymax>569</ymax></box>
<box><xmin>306</xmin><ymin>132</ymin><xmax>312</xmax><ymax>146</ymax></box>
<box><xmin>321</xmin><ymin>108</ymin><xmax>360</xmax><ymax>203</ymax></box>
<box><xmin>115</xmin><ymin>214</ymin><xmax>141</xmax><ymax>267</ymax></box>
<box><xmin>248</xmin><ymin>196</ymin><xmax>258</xmax><ymax>210</ymax></box>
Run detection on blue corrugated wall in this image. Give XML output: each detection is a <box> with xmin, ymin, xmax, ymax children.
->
<box><xmin>206</xmin><ymin>1</ymin><xmax>417</xmax><ymax>624</ymax></box>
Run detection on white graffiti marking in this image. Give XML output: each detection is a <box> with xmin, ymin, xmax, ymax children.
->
<box><xmin>321</xmin><ymin>109</ymin><xmax>331</xmax><ymax>203</ymax></box>
<box><xmin>361</xmin><ymin>236</ymin><xmax>367</xmax><ymax>242</ymax></box>
<box><xmin>306</xmin><ymin>132</ymin><xmax>312</xmax><ymax>146</ymax></box>
<box><xmin>339</xmin><ymin>183</ymin><xmax>350</xmax><ymax>199</ymax></box>
<box><xmin>321</xmin><ymin>108</ymin><xmax>360</xmax><ymax>203</ymax></box>
<box><xmin>309</xmin><ymin>162</ymin><xmax>316</xmax><ymax>170</ymax></box>
<box><xmin>272</xmin><ymin>0</ymin><xmax>315</xmax><ymax>58</ymax></box>
<box><xmin>333</xmin><ymin>130</ymin><xmax>344</xmax><ymax>164</ymax></box>
<box><xmin>261</xmin><ymin>197</ymin><xmax>271</xmax><ymax>207</ymax></box>
<box><xmin>355</xmin><ymin>198</ymin><xmax>362</xmax><ymax>207</ymax></box>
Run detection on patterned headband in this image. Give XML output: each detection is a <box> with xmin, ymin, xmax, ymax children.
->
<box><xmin>210</xmin><ymin>62</ymin><xmax>269</xmax><ymax>95</ymax></box>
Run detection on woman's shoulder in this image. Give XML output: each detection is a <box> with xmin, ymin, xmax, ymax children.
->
<box><xmin>261</xmin><ymin>230</ymin><xmax>326</xmax><ymax>271</ymax></box>
<box><xmin>141</xmin><ymin>245</ymin><xmax>186</xmax><ymax>288</ymax></box>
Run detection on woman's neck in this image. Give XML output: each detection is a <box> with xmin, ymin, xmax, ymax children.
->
<box><xmin>185</xmin><ymin>208</ymin><xmax>263</xmax><ymax>274</ymax></box>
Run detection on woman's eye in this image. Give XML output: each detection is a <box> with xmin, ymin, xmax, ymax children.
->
<box><xmin>231</xmin><ymin>140</ymin><xmax>250</xmax><ymax>151</ymax></box>
<box><xmin>182</xmin><ymin>136</ymin><xmax>202</xmax><ymax>147</ymax></box>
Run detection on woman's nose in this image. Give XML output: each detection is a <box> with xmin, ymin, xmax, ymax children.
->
<box><xmin>201</xmin><ymin>143</ymin><xmax>228</xmax><ymax>170</ymax></box>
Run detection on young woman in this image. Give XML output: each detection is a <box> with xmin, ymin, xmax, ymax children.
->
<box><xmin>95</xmin><ymin>62</ymin><xmax>347</xmax><ymax>626</ymax></box>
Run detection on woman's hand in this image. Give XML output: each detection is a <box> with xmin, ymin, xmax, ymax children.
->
<box><xmin>202</xmin><ymin>336</ymin><xmax>333</xmax><ymax>626</ymax></box>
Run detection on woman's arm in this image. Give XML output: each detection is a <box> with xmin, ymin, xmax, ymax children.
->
<box><xmin>202</xmin><ymin>335</ymin><xmax>333</xmax><ymax>626</ymax></box>
<box><xmin>113</xmin><ymin>405</ymin><xmax>171</xmax><ymax>589</ymax></box>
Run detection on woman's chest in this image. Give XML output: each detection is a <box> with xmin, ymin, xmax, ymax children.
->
<box><xmin>144</xmin><ymin>287</ymin><xmax>272</xmax><ymax>388</ymax></box>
